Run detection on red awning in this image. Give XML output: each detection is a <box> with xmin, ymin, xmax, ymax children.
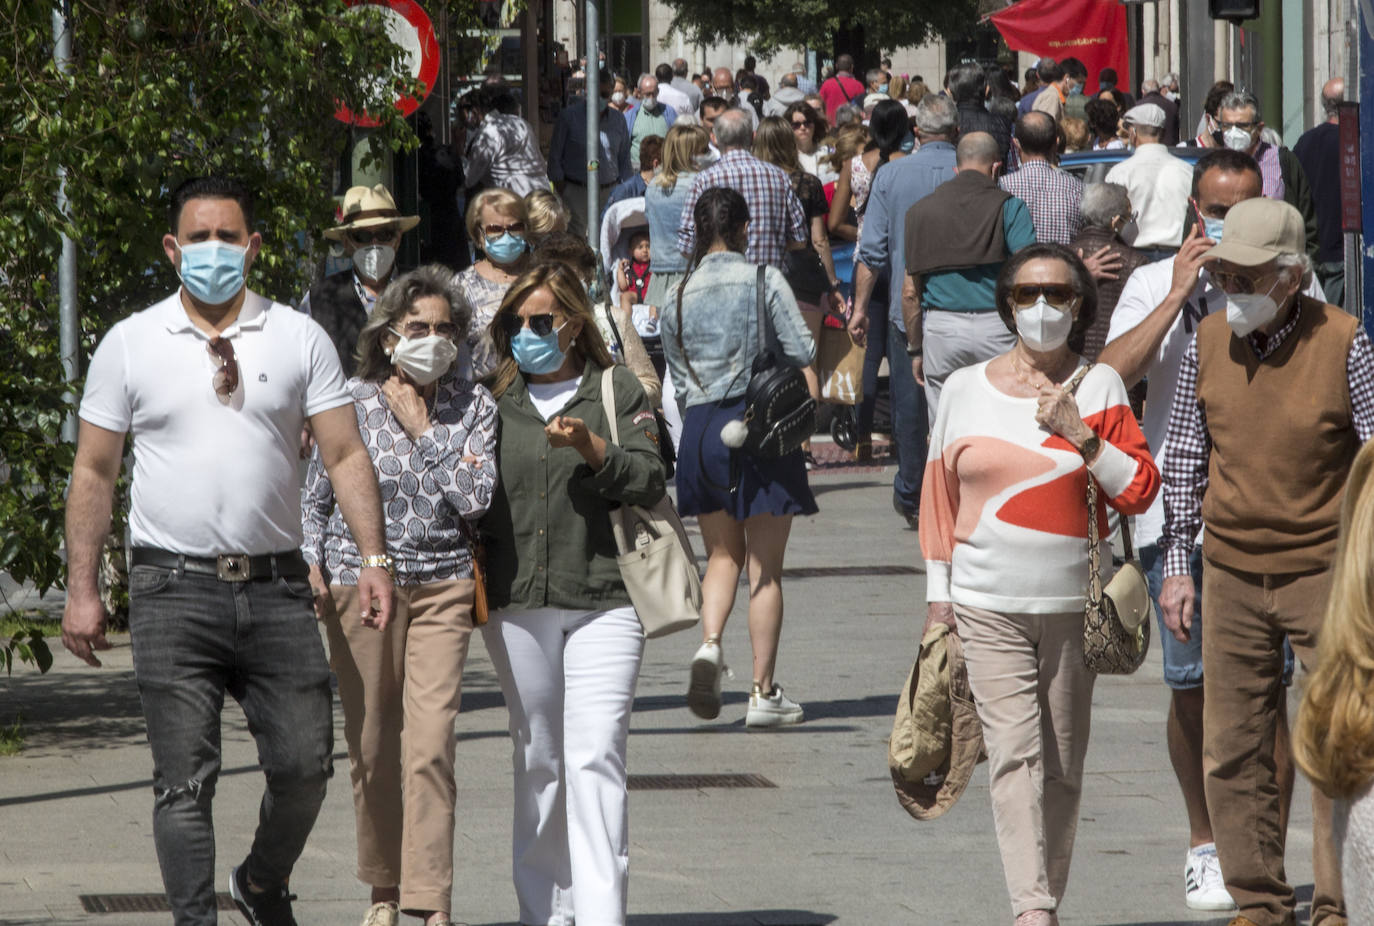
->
<box><xmin>989</xmin><ymin>0</ymin><xmax>1130</xmax><ymax>92</ymax></box>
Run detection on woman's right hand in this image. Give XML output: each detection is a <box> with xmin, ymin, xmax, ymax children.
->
<box><xmin>924</xmin><ymin>601</ymin><xmax>956</xmax><ymax>636</ymax></box>
<box><xmin>308</xmin><ymin>563</ymin><xmax>330</xmax><ymax>620</ymax></box>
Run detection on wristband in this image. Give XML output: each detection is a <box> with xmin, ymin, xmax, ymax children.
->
<box><xmin>359</xmin><ymin>554</ymin><xmax>396</xmax><ymax>578</ymax></box>
<box><xmin>906</xmin><ymin>344</ymin><xmax>923</xmax><ymax>357</ymax></box>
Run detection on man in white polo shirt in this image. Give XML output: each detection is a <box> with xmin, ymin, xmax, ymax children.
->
<box><xmin>61</xmin><ymin>176</ymin><xmax>396</xmax><ymax>926</ymax></box>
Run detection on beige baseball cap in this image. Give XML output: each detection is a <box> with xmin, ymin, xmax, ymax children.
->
<box><xmin>1204</xmin><ymin>197</ymin><xmax>1306</xmax><ymax>267</ymax></box>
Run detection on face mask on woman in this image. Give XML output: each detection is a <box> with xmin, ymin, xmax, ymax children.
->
<box><xmin>512</xmin><ymin>322</ymin><xmax>569</xmax><ymax>375</ymax></box>
<box><xmin>611</xmin><ymin>91</ymin><xmax>626</xmax><ymax>104</ymax></box>
<box><xmin>175</xmin><ymin>240</ymin><xmax>248</xmax><ymax>305</ymax></box>
<box><xmin>1225</xmin><ymin>278</ymin><xmax>1282</xmax><ymax>337</ymax></box>
<box><xmin>1016</xmin><ymin>296</ymin><xmax>1075</xmax><ymax>352</ymax></box>
<box><xmin>388</xmin><ymin>331</ymin><xmax>459</xmax><ymax>385</ymax></box>
<box><xmin>485</xmin><ymin>231</ymin><xmax>527</xmax><ymax>265</ymax></box>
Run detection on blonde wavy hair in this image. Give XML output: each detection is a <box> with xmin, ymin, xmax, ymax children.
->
<box><xmin>823</xmin><ymin>122</ymin><xmax>870</xmax><ymax>174</ymax></box>
<box><xmin>752</xmin><ymin>115</ymin><xmax>801</xmax><ymax>175</ymax></box>
<box><xmin>485</xmin><ymin>262</ymin><xmax>616</xmax><ymax>399</ymax></box>
<box><xmin>1294</xmin><ymin>439</ymin><xmax>1374</xmax><ymax>799</ymax></box>
<box><xmin>524</xmin><ymin>188</ymin><xmax>568</xmax><ymax>242</ymax></box>
<box><xmin>655</xmin><ymin>122</ymin><xmax>710</xmax><ymax>192</ymax></box>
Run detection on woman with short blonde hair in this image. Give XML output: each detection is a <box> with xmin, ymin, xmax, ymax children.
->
<box><xmin>453</xmin><ymin>188</ymin><xmax>531</xmax><ymax>379</ymax></box>
<box><xmin>1294</xmin><ymin>440</ymin><xmax>1374</xmax><ymax>920</ymax></box>
<box><xmin>523</xmin><ymin>188</ymin><xmax>568</xmax><ymax>244</ymax></box>
<box><xmin>479</xmin><ymin>261</ymin><xmax>666</xmax><ymax>925</ymax></box>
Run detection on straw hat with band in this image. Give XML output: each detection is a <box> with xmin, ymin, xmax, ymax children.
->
<box><xmin>324</xmin><ymin>184</ymin><xmax>420</xmax><ymax>241</ymax></box>
<box><xmin>889</xmin><ymin>622</ymin><xmax>985</xmax><ymax>821</ymax></box>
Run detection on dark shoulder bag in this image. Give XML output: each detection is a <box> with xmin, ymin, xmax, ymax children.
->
<box><xmin>739</xmin><ymin>266</ymin><xmax>816</xmax><ymax>458</ymax></box>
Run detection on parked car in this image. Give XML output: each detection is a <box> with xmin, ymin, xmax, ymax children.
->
<box><xmin>1059</xmin><ymin>146</ymin><xmax>1206</xmax><ymax>184</ymax></box>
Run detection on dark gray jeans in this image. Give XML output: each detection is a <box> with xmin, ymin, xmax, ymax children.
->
<box><xmin>128</xmin><ymin>564</ymin><xmax>334</xmax><ymax>925</ymax></box>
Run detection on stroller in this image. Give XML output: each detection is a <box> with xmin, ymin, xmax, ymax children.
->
<box><xmin>598</xmin><ymin>197</ymin><xmax>684</xmax><ymax>451</ymax></box>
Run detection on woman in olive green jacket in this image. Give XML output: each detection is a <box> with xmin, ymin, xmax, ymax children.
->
<box><xmin>480</xmin><ymin>262</ymin><xmax>665</xmax><ymax>926</ymax></box>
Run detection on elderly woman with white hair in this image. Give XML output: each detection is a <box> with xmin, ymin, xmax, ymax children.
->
<box><xmin>303</xmin><ymin>265</ymin><xmax>498</xmax><ymax>926</ymax></box>
<box><xmin>1069</xmin><ymin>182</ymin><xmax>1150</xmax><ymax>361</ymax></box>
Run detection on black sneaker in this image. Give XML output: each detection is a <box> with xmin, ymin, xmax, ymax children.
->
<box><xmin>229</xmin><ymin>863</ymin><xmax>298</xmax><ymax>926</ymax></box>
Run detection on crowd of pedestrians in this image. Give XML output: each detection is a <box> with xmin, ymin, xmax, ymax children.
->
<box><xmin>57</xmin><ymin>49</ymin><xmax>1371</xmax><ymax>926</ymax></box>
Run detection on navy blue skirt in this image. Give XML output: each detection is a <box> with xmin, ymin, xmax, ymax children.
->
<box><xmin>676</xmin><ymin>397</ymin><xmax>819</xmax><ymax>519</ymax></box>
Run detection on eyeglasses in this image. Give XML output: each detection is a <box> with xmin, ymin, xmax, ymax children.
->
<box><xmin>500</xmin><ymin>312</ymin><xmax>563</xmax><ymax>339</ymax></box>
<box><xmin>1207</xmin><ymin>266</ymin><xmax>1267</xmax><ymax>294</ymax></box>
<box><xmin>1008</xmin><ymin>283</ymin><xmax>1079</xmax><ymax>309</ymax></box>
<box><xmin>1215</xmin><ymin>120</ymin><xmax>1257</xmax><ymax>132</ymax></box>
<box><xmin>399</xmin><ymin>321</ymin><xmax>460</xmax><ymax>340</ymax></box>
<box><xmin>207</xmin><ymin>336</ymin><xmax>239</xmax><ymax>402</ymax></box>
<box><xmin>790</xmin><ymin>119</ymin><xmax>812</xmax><ymax>130</ymax></box>
<box><xmin>348</xmin><ymin>226</ymin><xmax>399</xmax><ymax>245</ymax></box>
<box><xmin>484</xmin><ymin>222</ymin><xmax>527</xmax><ymax>237</ymax></box>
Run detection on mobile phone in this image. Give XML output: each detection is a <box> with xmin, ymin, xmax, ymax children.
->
<box><xmin>1189</xmin><ymin>198</ymin><xmax>1207</xmax><ymax>237</ymax></box>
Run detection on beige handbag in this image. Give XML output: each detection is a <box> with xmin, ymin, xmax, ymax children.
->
<box><xmin>600</xmin><ymin>370</ymin><xmax>703</xmax><ymax>638</ymax></box>
<box><xmin>1066</xmin><ymin>364</ymin><xmax>1152</xmax><ymax>675</ymax></box>
<box><xmin>817</xmin><ymin>314</ymin><xmax>865</xmax><ymax>405</ymax></box>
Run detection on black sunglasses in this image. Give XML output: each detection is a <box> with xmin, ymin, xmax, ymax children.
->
<box><xmin>348</xmin><ymin>226</ymin><xmax>399</xmax><ymax>245</ymax></box>
<box><xmin>500</xmin><ymin>312</ymin><xmax>560</xmax><ymax>338</ymax></box>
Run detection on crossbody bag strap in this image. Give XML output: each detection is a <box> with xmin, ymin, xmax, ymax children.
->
<box><xmin>755</xmin><ymin>264</ymin><xmax>768</xmax><ymax>354</ymax></box>
<box><xmin>600</xmin><ymin>366</ymin><xmax>621</xmax><ymax>446</ymax></box>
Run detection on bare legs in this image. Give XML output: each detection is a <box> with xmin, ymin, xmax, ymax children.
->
<box><xmin>697</xmin><ymin>511</ymin><xmax>793</xmax><ymax>691</ymax></box>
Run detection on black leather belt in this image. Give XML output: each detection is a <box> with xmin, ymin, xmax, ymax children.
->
<box><xmin>129</xmin><ymin>547</ymin><xmax>308</xmax><ymax>582</ymax></box>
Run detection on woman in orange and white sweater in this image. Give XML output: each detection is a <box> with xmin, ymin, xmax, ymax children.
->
<box><xmin>918</xmin><ymin>243</ymin><xmax>1159</xmax><ymax>926</ymax></box>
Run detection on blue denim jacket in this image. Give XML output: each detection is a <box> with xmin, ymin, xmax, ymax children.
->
<box><xmin>660</xmin><ymin>251</ymin><xmax>816</xmax><ymax>407</ymax></box>
<box><xmin>645</xmin><ymin>172</ymin><xmax>698</xmax><ymax>273</ymax></box>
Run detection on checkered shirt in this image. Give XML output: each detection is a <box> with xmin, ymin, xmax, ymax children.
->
<box><xmin>677</xmin><ymin>150</ymin><xmax>807</xmax><ymax>268</ymax></box>
<box><xmin>998</xmin><ymin>160</ymin><xmax>1084</xmax><ymax>246</ymax></box>
<box><xmin>1159</xmin><ymin>302</ymin><xmax>1374</xmax><ymax>577</ymax></box>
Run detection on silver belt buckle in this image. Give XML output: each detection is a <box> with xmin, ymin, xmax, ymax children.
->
<box><xmin>216</xmin><ymin>554</ymin><xmax>252</xmax><ymax>582</ymax></box>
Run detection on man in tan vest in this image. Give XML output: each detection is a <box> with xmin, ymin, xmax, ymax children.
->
<box><xmin>1158</xmin><ymin>196</ymin><xmax>1374</xmax><ymax>926</ymax></box>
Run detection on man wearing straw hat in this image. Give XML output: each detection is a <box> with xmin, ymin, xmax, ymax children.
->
<box><xmin>300</xmin><ymin>184</ymin><xmax>420</xmax><ymax>377</ymax></box>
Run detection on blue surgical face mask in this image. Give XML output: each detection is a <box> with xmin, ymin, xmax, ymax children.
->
<box><xmin>1068</xmin><ymin>82</ymin><xmax>1084</xmax><ymax>96</ymax></box>
<box><xmin>899</xmin><ymin>131</ymin><xmax>916</xmax><ymax>153</ymax></box>
<box><xmin>485</xmin><ymin>231</ymin><xmax>527</xmax><ymax>265</ymax></box>
<box><xmin>878</xmin><ymin>83</ymin><xmax>889</xmax><ymax>94</ymax></box>
<box><xmin>512</xmin><ymin>323</ymin><xmax>568</xmax><ymax>375</ymax></box>
<box><xmin>1202</xmin><ymin>216</ymin><xmax>1225</xmax><ymax>241</ymax></box>
<box><xmin>176</xmin><ymin>240</ymin><xmax>248</xmax><ymax>305</ymax></box>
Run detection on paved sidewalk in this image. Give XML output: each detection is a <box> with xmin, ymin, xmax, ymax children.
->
<box><xmin>0</xmin><ymin>456</ymin><xmax>1319</xmax><ymax>925</ymax></box>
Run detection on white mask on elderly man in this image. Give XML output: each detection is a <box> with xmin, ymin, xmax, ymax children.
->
<box><xmin>353</xmin><ymin>244</ymin><xmax>396</xmax><ymax>282</ymax></box>
<box><xmin>1225</xmin><ymin>278</ymin><xmax>1283</xmax><ymax>338</ymax></box>
<box><xmin>1016</xmin><ymin>297</ymin><xmax>1074</xmax><ymax>352</ymax></box>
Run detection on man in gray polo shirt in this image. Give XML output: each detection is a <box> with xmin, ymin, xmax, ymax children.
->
<box><xmin>62</xmin><ymin>176</ymin><xmax>395</xmax><ymax>926</ymax></box>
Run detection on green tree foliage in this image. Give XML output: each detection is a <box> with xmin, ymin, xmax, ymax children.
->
<box><xmin>658</xmin><ymin>0</ymin><xmax>979</xmax><ymax>60</ymax></box>
<box><xmin>0</xmin><ymin>1</ymin><xmax>429</xmax><ymax>665</ymax></box>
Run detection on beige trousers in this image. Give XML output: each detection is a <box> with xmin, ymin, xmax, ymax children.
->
<box><xmin>323</xmin><ymin>580</ymin><xmax>476</xmax><ymax>915</ymax></box>
<box><xmin>954</xmin><ymin>604</ymin><xmax>1096</xmax><ymax>917</ymax></box>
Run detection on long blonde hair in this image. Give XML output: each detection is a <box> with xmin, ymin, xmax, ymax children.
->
<box><xmin>485</xmin><ymin>262</ymin><xmax>615</xmax><ymax>399</ymax></box>
<box><xmin>655</xmin><ymin>122</ymin><xmax>710</xmax><ymax>191</ymax></box>
<box><xmin>1294</xmin><ymin>439</ymin><xmax>1374</xmax><ymax>798</ymax></box>
<box><xmin>752</xmin><ymin>115</ymin><xmax>801</xmax><ymax>175</ymax></box>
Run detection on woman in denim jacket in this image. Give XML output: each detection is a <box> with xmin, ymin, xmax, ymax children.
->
<box><xmin>643</xmin><ymin>122</ymin><xmax>710</xmax><ymax>310</ymax></box>
<box><xmin>480</xmin><ymin>262</ymin><xmax>666</xmax><ymax>926</ymax></box>
<box><xmin>660</xmin><ymin>187</ymin><xmax>817</xmax><ymax>728</ymax></box>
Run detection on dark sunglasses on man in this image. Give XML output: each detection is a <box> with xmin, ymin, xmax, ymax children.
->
<box><xmin>347</xmin><ymin>226</ymin><xmax>399</xmax><ymax>245</ymax></box>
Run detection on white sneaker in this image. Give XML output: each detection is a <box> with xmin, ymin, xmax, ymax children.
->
<box><xmin>1184</xmin><ymin>843</ymin><xmax>1236</xmax><ymax>911</ymax></box>
<box><xmin>361</xmin><ymin>901</ymin><xmax>399</xmax><ymax>926</ymax></box>
<box><xmin>687</xmin><ymin>639</ymin><xmax>724</xmax><ymax>719</ymax></box>
<box><xmin>745</xmin><ymin>683</ymin><xmax>804</xmax><ymax>727</ymax></box>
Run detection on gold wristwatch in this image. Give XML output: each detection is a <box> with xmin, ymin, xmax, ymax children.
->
<box><xmin>1078</xmin><ymin>434</ymin><xmax>1102</xmax><ymax>460</ymax></box>
<box><xmin>359</xmin><ymin>553</ymin><xmax>396</xmax><ymax>578</ymax></box>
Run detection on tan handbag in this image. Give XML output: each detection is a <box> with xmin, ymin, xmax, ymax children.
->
<box><xmin>1067</xmin><ymin>365</ymin><xmax>1152</xmax><ymax>675</ymax></box>
<box><xmin>600</xmin><ymin>370</ymin><xmax>704</xmax><ymax>638</ymax></box>
<box><xmin>817</xmin><ymin>314</ymin><xmax>865</xmax><ymax>406</ymax></box>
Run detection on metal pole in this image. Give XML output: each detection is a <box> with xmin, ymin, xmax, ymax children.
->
<box><xmin>1344</xmin><ymin>3</ymin><xmax>1361</xmax><ymax>316</ymax></box>
<box><xmin>53</xmin><ymin>4</ymin><xmax>78</xmax><ymax>444</ymax></box>
<box><xmin>585</xmin><ymin>0</ymin><xmax>600</xmax><ymax>252</ymax></box>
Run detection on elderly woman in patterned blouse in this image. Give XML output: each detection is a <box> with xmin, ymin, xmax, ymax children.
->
<box><xmin>301</xmin><ymin>265</ymin><xmax>498</xmax><ymax>926</ymax></box>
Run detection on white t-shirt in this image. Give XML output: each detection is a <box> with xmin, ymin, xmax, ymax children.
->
<box><xmin>526</xmin><ymin>376</ymin><xmax>583</xmax><ymax>421</ymax></box>
<box><xmin>1104</xmin><ymin>145</ymin><xmax>1195</xmax><ymax>248</ymax></box>
<box><xmin>655</xmin><ymin>81</ymin><xmax>693</xmax><ymax>116</ymax></box>
<box><xmin>1105</xmin><ymin>260</ymin><xmax>1327</xmax><ymax>546</ymax></box>
<box><xmin>79</xmin><ymin>290</ymin><xmax>352</xmax><ymax>556</ymax></box>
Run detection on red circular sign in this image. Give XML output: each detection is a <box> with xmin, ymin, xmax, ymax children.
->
<box><xmin>334</xmin><ymin>0</ymin><xmax>440</xmax><ymax>127</ymax></box>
